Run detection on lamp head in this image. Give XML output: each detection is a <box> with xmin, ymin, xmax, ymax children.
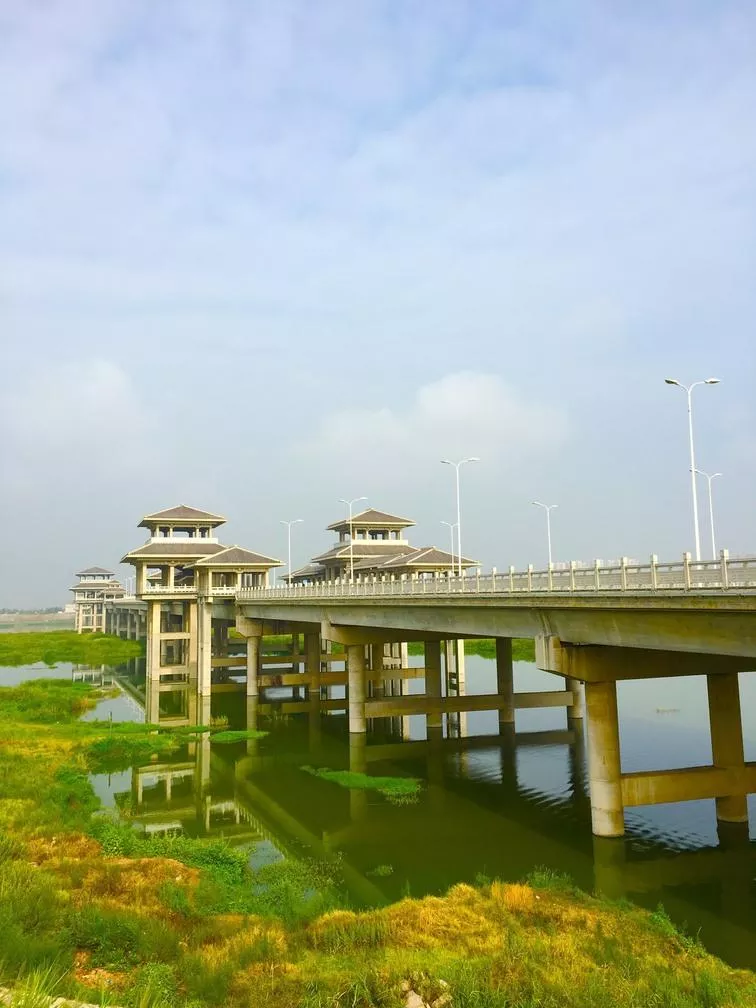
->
<box><xmin>705</xmin><ymin>378</ymin><xmax>720</xmax><ymax>385</ymax></box>
<box><xmin>664</xmin><ymin>378</ymin><xmax>680</xmax><ymax>386</ymax></box>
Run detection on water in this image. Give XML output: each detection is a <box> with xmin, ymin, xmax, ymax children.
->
<box><xmin>2</xmin><ymin>657</ymin><xmax>756</xmax><ymax>967</ymax></box>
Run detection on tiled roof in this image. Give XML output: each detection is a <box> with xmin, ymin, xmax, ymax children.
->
<box><xmin>327</xmin><ymin>508</ymin><xmax>415</xmax><ymax>531</ymax></box>
<box><xmin>121</xmin><ymin>542</ymin><xmax>227</xmax><ymax>562</ymax></box>
<box><xmin>138</xmin><ymin>504</ymin><xmax>226</xmax><ymax>527</ymax></box>
<box><xmin>75</xmin><ymin>566</ymin><xmax>114</xmax><ymax>576</ymax></box>
<box><xmin>311</xmin><ymin>543</ymin><xmax>409</xmax><ymax>563</ymax></box>
<box><xmin>351</xmin><ymin>546</ymin><xmax>477</xmax><ymax>571</ymax></box>
<box><xmin>195</xmin><ymin>546</ymin><xmax>282</xmax><ymax>567</ymax></box>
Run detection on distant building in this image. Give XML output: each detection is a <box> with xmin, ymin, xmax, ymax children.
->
<box><xmin>289</xmin><ymin>508</ymin><xmax>477</xmax><ymax>583</ymax></box>
<box><xmin>70</xmin><ymin>567</ymin><xmax>126</xmax><ymax>633</ymax></box>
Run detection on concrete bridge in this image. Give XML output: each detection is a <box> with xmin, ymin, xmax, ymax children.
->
<box><xmin>110</xmin><ymin>548</ymin><xmax>756</xmax><ymax>840</ymax></box>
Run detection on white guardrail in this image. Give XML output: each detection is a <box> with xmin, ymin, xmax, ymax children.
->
<box><xmin>232</xmin><ymin>551</ymin><xmax>756</xmax><ymax>600</ymax></box>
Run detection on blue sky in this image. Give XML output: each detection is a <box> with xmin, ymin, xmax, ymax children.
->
<box><xmin>1</xmin><ymin>0</ymin><xmax>754</xmax><ymax>606</ymax></box>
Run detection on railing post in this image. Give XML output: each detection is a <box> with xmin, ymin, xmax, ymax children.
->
<box><xmin>649</xmin><ymin>554</ymin><xmax>658</xmax><ymax>591</ymax></box>
<box><xmin>720</xmin><ymin>548</ymin><xmax>729</xmax><ymax>590</ymax></box>
<box><xmin>491</xmin><ymin>566</ymin><xmax>497</xmax><ymax>592</ymax></box>
<box><xmin>594</xmin><ymin>559</ymin><xmax>601</xmax><ymax>591</ymax></box>
<box><xmin>547</xmin><ymin>562</ymin><xmax>553</xmax><ymax>592</ymax></box>
<box><xmin>475</xmin><ymin>568</ymin><xmax>480</xmax><ymax>592</ymax></box>
<box><xmin>527</xmin><ymin>564</ymin><xmax>533</xmax><ymax>592</ymax></box>
<box><xmin>683</xmin><ymin>551</ymin><xmax>692</xmax><ymax>591</ymax></box>
<box><xmin>620</xmin><ymin>557</ymin><xmax>628</xmax><ymax>591</ymax></box>
<box><xmin>509</xmin><ymin>565</ymin><xmax>515</xmax><ymax>592</ymax></box>
<box><xmin>569</xmin><ymin>560</ymin><xmax>576</xmax><ymax>591</ymax></box>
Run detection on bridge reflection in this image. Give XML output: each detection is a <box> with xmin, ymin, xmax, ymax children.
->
<box><xmin>103</xmin><ymin>665</ymin><xmax>756</xmax><ymax>967</ymax></box>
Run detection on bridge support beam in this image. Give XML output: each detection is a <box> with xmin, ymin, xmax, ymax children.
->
<box><xmin>495</xmin><ymin>637</ymin><xmax>514</xmax><ymax>728</ymax></box>
<box><xmin>425</xmin><ymin>640</ymin><xmax>443</xmax><ymax>729</ymax></box>
<box><xmin>708</xmin><ymin>672</ymin><xmax>747</xmax><ymax>824</ymax></box>
<box><xmin>347</xmin><ymin>644</ymin><xmax>367</xmax><ymax>734</ymax></box>
<box><xmin>585</xmin><ymin>680</ymin><xmax>624</xmax><ymax>838</ymax></box>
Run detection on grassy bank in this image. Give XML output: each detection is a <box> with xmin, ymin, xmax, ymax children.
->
<box><xmin>407</xmin><ymin>638</ymin><xmax>536</xmax><ymax>662</ymax></box>
<box><xmin>0</xmin><ymin>631</ymin><xmax>143</xmax><ymax>668</ymax></box>
<box><xmin>1</xmin><ymin>680</ymin><xmax>754</xmax><ymax>1007</ymax></box>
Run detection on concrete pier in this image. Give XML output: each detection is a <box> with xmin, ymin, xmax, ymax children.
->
<box><xmin>707</xmin><ymin>672</ymin><xmax>748</xmax><ymax>823</ymax></box>
<box><xmin>585</xmin><ymin>680</ymin><xmax>624</xmax><ymax>838</ymax></box>
<box><xmin>495</xmin><ymin>637</ymin><xmax>514</xmax><ymax>728</ymax></box>
<box><xmin>425</xmin><ymin>640</ymin><xmax>443</xmax><ymax>730</ymax></box>
<box><xmin>347</xmin><ymin>644</ymin><xmax>367</xmax><ymax>733</ymax></box>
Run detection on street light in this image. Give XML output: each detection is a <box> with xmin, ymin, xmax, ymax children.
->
<box><xmin>440</xmin><ymin>521</ymin><xmax>457</xmax><ymax>574</ymax></box>
<box><xmin>665</xmin><ymin>377</ymin><xmax>720</xmax><ymax>561</ymax></box>
<box><xmin>338</xmin><ymin>496</ymin><xmax>367</xmax><ymax>582</ymax></box>
<box><xmin>280</xmin><ymin>519</ymin><xmax>303</xmax><ymax>586</ymax></box>
<box><xmin>693</xmin><ymin>469</ymin><xmax>722</xmax><ymax>560</ymax></box>
<box><xmin>531</xmin><ymin>501</ymin><xmax>558</xmax><ymax>567</ymax></box>
<box><xmin>441</xmin><ymin>458</ymin><xmax>480</xmax><ymax>577</ymax></box>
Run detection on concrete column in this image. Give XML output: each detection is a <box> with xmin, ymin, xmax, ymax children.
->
<box><xmin>495</xmin><ymin>637</ymin><xmax>514</xmax><ymax>728</ymax></box>
<box><xmin>246</xmin><ymin>635</ymin><xmax>260</xmax><ymax>697</ymax></box>
<box><xmin>707</xmin><ymin>672</ymin><xmax>748</xmax><ymax>823</ymax></box>
<box><xmin>585</xmin><ymin>680</ymin><xmax>624</xmax><ymax>837</ymax></box>
<box><xmin>347</xmin><ymin>644</ymin><xmax>367</xmax><ymax>734</ymax></box>
<box><xmin>147</xmin><ymin>601</ymin><xmax>161</xmax><ymax>685</ymax></box>
<box><xmin>197</xmin><ymin>601</ymin><xmax>212</xmax><ymax>697</ymax></box>
<box><xmin>425</xmin><ymin>640</ymin><xmax>443</xmax><ymax>730</ymax></box>
<box><xmin>566</xmin><ymin>677</ymin><xmax>584</xmax><ymax>721</ymax></box>
<box><xmin>370</xmin><ymin>642</ymin><xmax>385</xmax><ymax>698</ymax></box>
<box><xmin>165</xmin><ymin>774</ymin><xmax>172</xmax><ymax>801</ymax></box>
<box><xmin>349</xmin><ymin>734</ymin><xmax>368</xmax><ymax>821</ymax></box>
<box><xmin>305</xmin><ymin>632</ymin><xmax>321</xmax><ymax>700</ymax></box>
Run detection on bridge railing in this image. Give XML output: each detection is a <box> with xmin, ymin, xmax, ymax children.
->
<box><xmin>236</xmin><ymin>550</ymin><xmax>756</xmax><ymax>601</ymax></box>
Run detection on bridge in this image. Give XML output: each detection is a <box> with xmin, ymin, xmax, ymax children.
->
<box><xmin>107</xmin><ymin>504</ymin><xmax>756</xmax><ymax>841</ymax></box>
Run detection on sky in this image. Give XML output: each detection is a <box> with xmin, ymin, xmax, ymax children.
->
<box><xmin>1</xmin><ymin>0</ymin><xmax>754</xmax><ymax>607</ymax></box>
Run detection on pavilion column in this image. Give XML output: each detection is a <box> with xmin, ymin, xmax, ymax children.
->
<box><xmin>347</xmin><ymin>645</ymin><xmax>367</xmax><ymax>734</ymax></box>
<box><xmin>707</xmin><ymin>673</ymin><xmax>748</xmax><ymax>823</ymax></box>
<box><xmin>495</xmin><ymin>638</ymin><xmax>514</xmax><ymax>729</ymax></box>
<box><xmin>585</xmin><ymin>680</ymin><xmax>624</xmax><ymax>838</ymax></box>
<box><xmin>425</xmin><ymin>640</ymin><xmax>443</xmax><ymax>730</ymax></box>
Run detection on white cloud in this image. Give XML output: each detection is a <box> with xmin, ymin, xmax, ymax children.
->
<box><xmin>0</xmin><ymin>359</ymin><xmax>152</xmax><ymax>492</ymax></box>
<box><xmin>302</xmin><ymin>372</ymin><xmax>567</xmax><ymax>472</ymax></box>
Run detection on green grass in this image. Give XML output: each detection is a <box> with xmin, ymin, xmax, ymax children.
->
<box><xmin>406</xmin><ymin>638</ymin><xmax>536</xmax><ymax>661</ymax></box>
<box><xmin>301</xmin><ymin>766</ymin><xmax>422</xmax><ymax>804</ymax></box>
<box><xmin>1</xmin><ymin>675</ymin><xmax>755</xmax><ymax>1008</ymax></box>
<box><xmin>0</xmin><ymin>630</ymin><xmax>142</xmax><ymax>668</ymax></box>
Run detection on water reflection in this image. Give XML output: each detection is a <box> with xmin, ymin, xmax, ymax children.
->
<box><xmin>100</xmin><ymin>668</ymin><xmax>756</xmax><ymax>969</ymax></box>
<box><xmin>1</xmin><ymin>655</ymin><xmax>755</xmax><ymax>967</ymax></box>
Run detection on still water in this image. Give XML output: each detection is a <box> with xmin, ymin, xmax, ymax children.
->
<box><xmin>3</xmin><ymin>657</ymin><xmax>756</xmax><ymax>968</ymax></box>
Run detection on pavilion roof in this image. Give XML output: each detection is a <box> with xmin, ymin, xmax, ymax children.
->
<box><xmin>352</xmin><ymin>546</ymin><xmax>478</xmax><ymax>570</ymax></box>
<box><xmin>138</xmin><ymin>504</ymin><xmax>226</xmax><ymax>528</ymax></box>
<box><xmin>195</xmin><ymin>546</ymin><xmax>282</xmax><ymax>568</ymax></box>
<box><xmin>75</xmin><ymin>566</ymin><xmax>115</xmax><ymax>576</ymax></box>
<box><xmin>311</xmin><ymin>542</ymin><xmax>409</xmax><ymax>563</ymax></box>
<box><xmin>326</xmin><ymin>508</ymin><xmax>415</xmax><ymax>532</ymax></box>
<box><xmin>121</xmin><ymin>542</ymin><xmax>227</xmax><ymax>563</ymax></box>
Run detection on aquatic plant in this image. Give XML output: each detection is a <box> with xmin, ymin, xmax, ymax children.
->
<box><xmin>209</xmin><ymin>729</ymin><xmax>269</xmax><ymax>743</ymax></box>
<box><xmin>301</xmin><ymin>765</ymin><xmax>422</xmax><ymax>804</ymax></box>
<box><xmin>0</xmin><ymin>631</ymin><xmax>142</xmax><ymax>668</ymax></box>
<box><xmin>406</xmin><ymin>637</ymin><xmax>536</xmax><ymax>661</ymax></box>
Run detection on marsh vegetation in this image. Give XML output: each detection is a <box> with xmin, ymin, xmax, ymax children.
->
<box><xmin>1</xmin><ymin>675</ymin><xmax>754</xmax><ymax>1007</ymax></box>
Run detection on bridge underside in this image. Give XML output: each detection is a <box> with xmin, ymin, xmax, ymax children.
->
<box><xmin>111</xmin><ymin>590</ymin><xmax>756</xmax><ymax>841</ymax></box>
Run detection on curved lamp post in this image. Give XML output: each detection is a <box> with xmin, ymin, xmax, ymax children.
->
<box><xmin>693</xmin><ymin>469</ymin><xmax>722</xmax><ymax>560</ymax></box>
<box><xmin>339</xmin><ymin>497</ymin><xmax>367</xmax><ymax>582</ymax></box>
<box><xmin>440</xmin><ymin>458</ymin><xmax>480</xmax><ymax>577</ymax></box>
<box><xmin>440</xmin><ymin>520</ymin><xmax>457</xmax><ymax>575</ymax></box>
<box><xmin>665</xmin><ymin>378</ymin><xmax>720</xmax><ymax>561</ymax></box>
<box><xmin>280</xmin><ymin>519</ymin><xmax>303</xmax><ymax>586</ymax></box>
<box><xmin>531</xmin><ymin>501</ymin><xmax>558</xmax><ymax>567</ymax></box>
